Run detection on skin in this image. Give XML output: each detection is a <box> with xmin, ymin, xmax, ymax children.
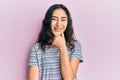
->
<box><xmin>28</xmin><ymin>8</ymin><xmax>80</xmax><ymax>80</ymax></box>
<box><xmin>51</xmin><ymin>8</ymin><xmax>80</xmax><ymax>80</ymax></box>
<box><xmin>51</xmin><ymin>8</ymin><xmax>68</xmax><ymax>37</ymax></box>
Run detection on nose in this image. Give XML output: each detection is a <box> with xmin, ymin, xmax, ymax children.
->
<box><xmin>56</xmin><ymin>19</ymin><xmax>61</xmax><ymax>27</ymax></box>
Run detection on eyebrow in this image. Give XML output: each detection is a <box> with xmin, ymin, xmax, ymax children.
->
<box><xmin>52</xmin><ymin>16</ymin><xmax>67</xmax><ymax>19</ymax></box>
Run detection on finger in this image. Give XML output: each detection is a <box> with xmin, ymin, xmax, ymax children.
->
<box><xmin>52</xmin><ymin>42</ymin><xmax>55</xmax><ymax>46</ymax></box>
<box><xmin>61</xmin><ymin>32</ymin><xmax>65</xmax><ymax>38</ymax></box>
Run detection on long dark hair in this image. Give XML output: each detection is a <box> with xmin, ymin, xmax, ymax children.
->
<box><xmin>37</xmin><ymin>4</ymin><xmax>76</xmax><ymax>51</ymax></box>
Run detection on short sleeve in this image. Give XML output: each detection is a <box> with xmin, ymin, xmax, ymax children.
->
<box><xmin>70</xmin><ymin>41</ymin><xmax>83</xmax><ymax>63</ymax></box>
<box><xmin>28</xmin><ymin>45</ymin><xmax>38</xmax><ymax>66</ymax></box>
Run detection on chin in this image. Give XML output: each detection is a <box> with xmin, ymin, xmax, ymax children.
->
<box><xmin>53</xmin><ymin>32</ymin><xmax>61</xmax><ymax>36</ymax></box>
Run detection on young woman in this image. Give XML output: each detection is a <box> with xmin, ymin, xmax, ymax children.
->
<box><xmin>28</xmin><ymin>4</ymin><xmax>83</xmax><ymax>80</ymax></box>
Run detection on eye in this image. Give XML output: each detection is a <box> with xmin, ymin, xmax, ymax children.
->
<box><xmin>61</xmin><ymin>19</ymin><xmax>66</xmax><ymax>21</ymax></box>
<box><xmin>52</xmin><ymin>18</ymin><xmax>57</xmax><ymax>21</ymax></box>
<box><xmin>52</xmin><ymin>18</ymin><xmax>55</xmax><ymax>20</ymax></box>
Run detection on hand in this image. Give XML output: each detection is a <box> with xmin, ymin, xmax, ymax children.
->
<box><xmin>52</xmin><ymin>32</ymin><xmax>66</xmax><ymax>48</ymax></box>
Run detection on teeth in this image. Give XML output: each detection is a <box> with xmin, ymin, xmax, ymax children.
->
<box><xmin>54</xmin><ymin>28</ymin><xmax>62</xmax><ymax>31</ymax></box>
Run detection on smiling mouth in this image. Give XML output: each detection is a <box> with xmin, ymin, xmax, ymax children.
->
<box><xmin>54</xmin><ymin>27</ymin><xmax>63</xmax><ymax>32</ymax></box>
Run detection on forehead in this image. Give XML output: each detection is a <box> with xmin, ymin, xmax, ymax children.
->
<box><xmin>52</xmin><ymin>8</ymin><xmax>67</xmax><ymax>17</ymax></box>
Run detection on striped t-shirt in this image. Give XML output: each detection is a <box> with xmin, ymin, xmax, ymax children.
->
<box><xmin>28</xmin><ymin>40</ymin><xmax>83</xmax><ymax>80</ymax></box>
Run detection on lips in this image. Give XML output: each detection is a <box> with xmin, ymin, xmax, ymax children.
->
<box><xmin>54</xmin><ymin>27</ymin><xmax>62</xmax><ymax>32</ymax></box>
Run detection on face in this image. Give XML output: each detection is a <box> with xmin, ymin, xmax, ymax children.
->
<box><xmin>51</xmin><ymin>8</ymin><xmax>68</xmax><ymax>36</ymax></box>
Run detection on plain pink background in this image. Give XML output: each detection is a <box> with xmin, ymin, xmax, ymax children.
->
<box><xmin>0</xmin><ymin>0</ymin><xmax>120</xmax><ymax>80</ymax></box>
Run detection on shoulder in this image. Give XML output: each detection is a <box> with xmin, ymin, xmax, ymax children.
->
<box><xmin>74</xmin><ymin>40</ymin><xmax>81</xmax><ymax>46</ymax></box>
<box><xmin>31</xmin><ymin>43</ymin><xmax>41</xmax><ymax>51</ymax></box>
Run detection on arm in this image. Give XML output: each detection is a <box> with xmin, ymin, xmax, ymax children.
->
<box><xmin>52</xmin><ymin>33</ymin><xmax>80</xmax><ymax>80</ymax></box>
<box><xmin>28</xmin><ymin>66</ymin><xmax>39</xmax><ymax>80</ymax></box>
<box><xmin>59</xmin><ymin>44</ymin><xmax>80</xmax><ymax>80</ymax></box>
<box><xmin>28</xmin><ymin>44</ymin><xmax>40</xmax><ymax>80</ymax></box>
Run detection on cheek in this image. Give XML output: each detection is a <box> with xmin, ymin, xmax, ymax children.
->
<box><xmin>64</xmin><ymin>21</ymin><xmax>68</xmax><ymax>26</ymax></box>
<box><xmin>63</xmin><ymin>22</ymin><xmax>68</xmax><ymax>29</ymax></box>
<box><xmin>63</xmin><ymin>26</ymin><xmax>67</xmax><ymax>32</ymax></box>
<box><xmin>51</xmin><ymin>21</ymin><xmax>56</xmax><ymax>27</ymax></box>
